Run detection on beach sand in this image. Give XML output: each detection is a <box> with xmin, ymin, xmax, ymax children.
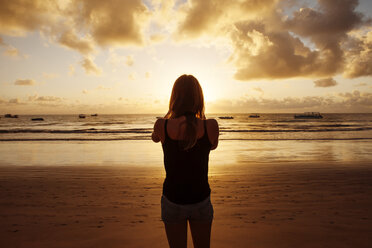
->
<box><xmin>1</xmin><ymin>162</ymin><xmax>371</xmax><ymax>248</ymax></box>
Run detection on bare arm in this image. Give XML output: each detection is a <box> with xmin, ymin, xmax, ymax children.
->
<box><xmin>152</xmin><ymin>118</ymin><xmax>164</xmax><ymax>143</ymax></box>
<box><xmin>206</xmin><ymin>119</ymin><xmax>219</xmax><ymax>150</ymax></box>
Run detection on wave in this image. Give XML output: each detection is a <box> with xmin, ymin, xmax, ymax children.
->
<box><xmin>1</xmin><ymin>137</ymin><xmax>372</xmax><ymax>142</ymax></box>
<box><xmin>1</xmin><ymin>126</ymin><xmax>372</xmax><ymax>134</ymax></box>
<box><xmin>0</xmin><ymin>128</ymin><xmax>152</xmax><ymax>134</ymax></box>
<box><xmin>221</xmin><ymin>127</ymin><xmax>372</xmax><ymax>132</ymax></box>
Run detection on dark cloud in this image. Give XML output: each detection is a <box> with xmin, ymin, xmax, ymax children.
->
<box><xmin>231</xmin><ymin>22</ymin><xmax>321</xmax><ymax>80</ymax></box>
<box><xmin>230</xmin><ymin>0</ymin><xmax>370</xmax><ymax>80</ymax></box>
<box><xmin>286</xmin><ymin>0</ymin><xmax>365</xmax><ymax>37</ymax></box>
<box><xmin>314</xmin><ymin>78</ymin><xmax>338</xmax><ymax>87</ymax></box>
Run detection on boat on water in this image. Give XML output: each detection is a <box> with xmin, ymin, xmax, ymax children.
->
<box><xmin>91</xmin><ymin>114</ymin><xmax>98</xmax><ymax>116</ymax></box>
<box><xmin>249</xmin><ymin>114</ymin><xmax>260</xmax><ymax>118</ymax></box>
<box><xmin>4</xmin><ymin>114</ymin><xmax>18</xmax><ymax>118</ymax></box>
<box><xmin>294</xmin><ymin>112</ymin><xmax>323</xmax><ymax>119</ymax></box>
<box><xmin>31</xmin><ymin>117</ymin><xmax>44</xmax><ymax>121</ymax></box>
<box><xmin>219</xmin><ymin>116</ymin><xmax>234</xmax><ymax>119</ymax></box>
<box><xmin>79</xmin><ymin>114</ymin><xmax>86</xmax><ymax>118</ymax></box>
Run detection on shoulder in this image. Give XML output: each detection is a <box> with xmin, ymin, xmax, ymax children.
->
<box><xmin>205</xmin><ymin>118</ymin><xmax>219</xmax><ymax>131</ymax></box>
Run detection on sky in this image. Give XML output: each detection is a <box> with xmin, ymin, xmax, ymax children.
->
<box><xmin>0</xmin><ymin>0</ymin><xmax>372</xmax><ymax>114</ymax></box>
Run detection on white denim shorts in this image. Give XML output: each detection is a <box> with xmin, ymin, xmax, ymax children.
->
<box><xmin>161</xmin><ymin>195</ymin><xmax>214</xmax><ymax>223</ymax></box>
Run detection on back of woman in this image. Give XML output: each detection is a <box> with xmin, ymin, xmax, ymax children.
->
<box><xmin>152</xmin><ymin>74</ymin><xmax>219</xmax><ymax>248</ymax></box>
<box><xmin>162</xmin><ymin>115</ymin><xmax>212</xmax><ymax>204</ymax></box>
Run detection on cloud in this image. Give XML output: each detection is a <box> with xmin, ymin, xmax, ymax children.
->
<box><xmin>145</xmin><ymin>71</ymin><xmax>151</xmax><ymax>78</ymax></box>
<box><xmin>125</xmin><ymin>55</ymin><xmax>134</xmax><ymax>66</ymax></box>
<box><xmin>129</xmin><ymin>72</ymin><xmax>136</xmax><ymax>80</ymax></box>
<box><xmin>8</xmin><ymin>98</ymin><xmax>21</xmax><ymax>104</ymax></box>
<box><xmin>0</xmin><ymin>0</ymin><xmax>150</xmax><ymax>46</ymax></box>
<box><xmin>96</xmin><ymin>85</ymin><xmax>111</xmax><ymax>90</ymax></box>
<box><xmin>150</xmin><ymin>34</ymin><xmax>166</xmax><ymax>43</ymax></box>
<box><xmin>0</xmin><ymin>0</ymin><xmax>151</xmax><ymax>74</ymax></box>
<box><xmin>174</xmin><ymin>0</ymin><xmax>277</xmax><ymax>39</ymax></box>
<box><xmin>3</xmin><ymin>46</ymin><xmax>20</xmax><ymax>57</ymax></box>
<box><xmin>253</xmin><ymin>87</ymin><xmax>264</xmax><ymax>93</ymax></box>
<box><xmin>68</xmin><ymin>64</ymin><xmax>76</xmax><ymax>76</ymax></box>
<box><xmin>28</xmin><ymin>94</ymin><xmax>62</xmax><ymax>102</ymax></box>
<box><xmin>14</xmin><ymin>79</ymin><xmax>37</xmax><ymax>86</ymax></box>
<box><xmin>231</xmin><ymin>22</ymin><xmax>325</xmax><ymax>80</ymax></box>
<box><xmin>343</xmin><ymin>30</ymin><xmax>372</xmax><ymax>78</ymax></box>
<box><xmin>230</xmin><ymin>0</ymin><xmax>370</xmax><ymax>80</ymax></box>
<box><xmin>314</xmin><ymin>78</ymin><xmax>338</xmax><ymax>87</ymax></box>
<box><xmin>0</xmin><ymin>0</ymin><xmax>371</xmax><ymax>82</ymax></box>
<box><xmin>106</xmin><ymin>52</ymin><xmax>134</xmax><ymax>69</ymax></box>
<box><xmin>70</xmin><ymin>0</ymin><xmax>150</xmax><ymax>47</ymax></box>
<box><xmin>175</xmin><ymin>0</ymin><xmax>223</xmax><ymax>39</ymax></box>
<box><xmin>82</xmin><ymin>89</ymin><xmax>89</xmax><ymax>94</ymax></box>
<box><xmin>42</xmin><ymin>73</ymin><xmax>58</xmax><ymax>79</ymax></box>
<box><xmin>0</xmin><ymin>36</ymin><xmax>27</xmax><ymax>58</ymax></box>
<box><xmin>58</xmin><ymin>29</ymin><xmax>95</xmax><ymax>55</ymax></box>
<box><xmin>35</xmin><ymin>96</ymin><xmax>62</xmax><ymax>102</ymax></box>
<box><xmin>172</xmin><ymin>0</ymin><xmax>371</xmax><ymax>81</ymax></box>
<box><xmin>0</xmin><ymin>0</ymin><xmax>57</xmax><ymax>36</ymax></box>
<box><xmin>81</xmin><ymin>57</ymin><xmax>101</xmax><ymax>75</ymax></box>
<box><xmin>354</xmin><ymin>82</ymin><xmax>367</xmax><ymax>87</ymax></box>
<box><xmin>208</xmin><ymin>90</ymin><xmax>372</xmax><ymax>113</ymax></box>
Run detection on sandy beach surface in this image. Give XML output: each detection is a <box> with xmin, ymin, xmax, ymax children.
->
<box><xmin>1</xmin><ymin>161</ymin><xmax>371</xmax><ymax>248</ymax></box>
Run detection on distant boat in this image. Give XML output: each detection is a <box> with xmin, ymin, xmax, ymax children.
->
<box><xmin>294</xmin><ymin>112</ymin><xmax>323</xmax><ymax>119</ymax></box>
<box><xmin>79</xmin><ymin>114</ymin><xmax>86</xmax><ymax>118</ymax></box>
<box><xmin>219</xmin><ymin>116</ymin><xmax>234</xmax><ymax>119</ymax></box>
<box><xmin>4</xmin><ymin>114</ymin><xmax>18</xmax><ymax>118</ymax></box>
<box><xmin>31</xmin><ymin>117</ymin><xmax>44</xmax><ymax>121</ymax></box>
<box><xmin>91</xmin><ymin>114</ymin><xmax>98</xmax><ymax>116</ymax></box>
<box><xmin>249</xmin><ymin>114</ymin><xmax>260</xmax><ymax>118</ymax></box>
<box><xmin>156</xmin><ymin>117</ymin><xmax>163</xmax><ymax>119</ymax></box>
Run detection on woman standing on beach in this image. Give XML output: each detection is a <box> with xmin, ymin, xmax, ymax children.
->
<box><xmin>152</xmin><ymin>74</ymin><xmax>219</xmax><ymax>248</ymax></box>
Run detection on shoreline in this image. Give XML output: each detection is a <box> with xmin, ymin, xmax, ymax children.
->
<box><xmin>1</xmin><ymin>162</ymin><xmax>371</xmax><ymax>248</ymax></box>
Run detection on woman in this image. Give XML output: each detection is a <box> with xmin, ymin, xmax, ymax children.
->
<box><xmin>152</xmin><ymin>74</ymin><xmax>219</xmax><ymax>248</ymax></box>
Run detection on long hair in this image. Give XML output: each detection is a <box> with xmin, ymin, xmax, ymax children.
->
<box><xmin>164</xmin><ymin>74</ymin><xmax>206</xmax><ymax>150</ymax></box>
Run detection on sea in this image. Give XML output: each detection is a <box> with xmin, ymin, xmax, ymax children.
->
<box><xmin>1</xmin><ymin>113</ymin><xmax>372</xmax><ymax>167</ymax></box>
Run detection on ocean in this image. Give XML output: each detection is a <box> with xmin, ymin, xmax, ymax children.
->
<box><xmin>1</xmin><ymin>113</ymin><xmax>372</xmax><ymax>166</ymax></box>
<box><xmin>1</xmin><ymin>113</ymin><xmax>372</xmax><ymax>141</ymax></box>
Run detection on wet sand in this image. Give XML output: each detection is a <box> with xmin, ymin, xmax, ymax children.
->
<box><xmin>0</xmin><ymin>162</ymin><xmax>371</xmax><ymax>248</ymax></box>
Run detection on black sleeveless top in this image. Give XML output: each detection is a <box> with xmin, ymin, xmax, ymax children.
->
<box><xmin>162</xmin><ymin>118</ymin><xmax>212</xmax><ymax>204</ymax></box>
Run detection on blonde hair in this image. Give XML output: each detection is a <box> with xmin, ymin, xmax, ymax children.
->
<box><xmin>164</xmin><ymin>74</ymin><xmax>206</xmax><ymax>150</ymax></box>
